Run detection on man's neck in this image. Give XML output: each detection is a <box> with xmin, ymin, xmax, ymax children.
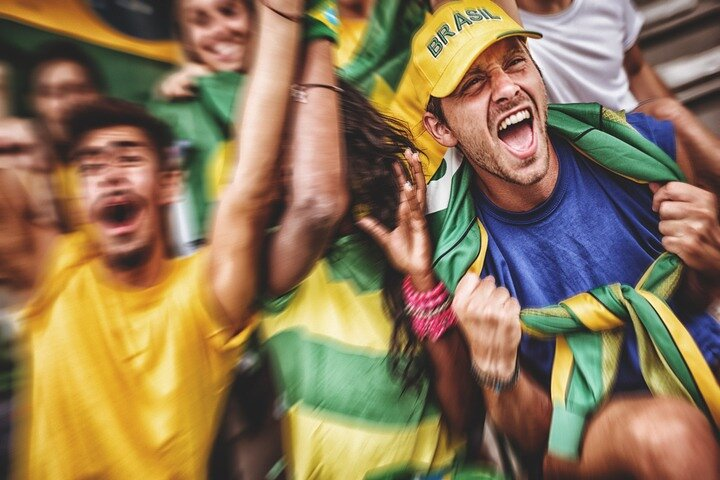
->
<box><xmin>473</xmin><ymin>143</ymin><xmax>560</xmax><ymax>212</ymax></box>
<box><xmin>103</xmin><ymin>241</ymin><xmax>168</xmax><ymax>289</ymax></box>
<box><xmin>516</xmin><ymin>0</ymin><xmax>572</xmax><ymax>15</ymax></box>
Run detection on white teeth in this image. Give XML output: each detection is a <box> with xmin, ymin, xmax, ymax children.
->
<box><xmin>498</xmin><ymin>109</ymin><xmax>531</xmax><ymax>132</ymax></box>
<box><xmin>212</xmin><ymin>43</ymin><xmax>238</xmax><ymax>56</ymax></box>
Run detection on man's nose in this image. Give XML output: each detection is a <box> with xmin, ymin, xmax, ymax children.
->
<box><xmin>489</xmin><ymin>69</ymin><xmax>520</xmax><ymax>104</ymax></box>
<box><xmin>99</xmin><ymin>161</ymin><xmax>127</xmax><ymax>185</ymax></box>
<box><xmin>206</xmin><ymin>18</ymin><xmax>231</xmax><ymax>38</ymax></box>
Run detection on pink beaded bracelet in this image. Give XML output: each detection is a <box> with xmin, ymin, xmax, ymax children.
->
<box><xmin>402</xmin><ymin>275</ymin><xmax>457</xmax><ymax>342</ymax></box>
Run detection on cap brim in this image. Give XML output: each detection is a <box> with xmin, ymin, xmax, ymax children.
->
<box><xmin>430</xmin><ymin>29</ymin><xmax>542</xmax><ymax>99</ymax></box>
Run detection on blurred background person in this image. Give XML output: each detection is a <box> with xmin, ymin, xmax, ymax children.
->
<box><xmin>516</xmin><ymin>0</ymin><xmax>720</xmax><ymax>193</ymax></box>
<box><xmin>27</xmin><ymin>41</ymin><xmax>104</xmax><ymax>232</ymax></box>
<box><xmin>0</xmin><ymin>118</ymin><xmax>58</xmax><ymax>480</ymax></box>
<box><xmin>150</xmin><ymin>0</ymin><xmax>255</xmax><ymax>248</ymax></box>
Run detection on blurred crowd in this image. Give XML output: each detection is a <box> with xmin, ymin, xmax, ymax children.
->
<box><xmin>0</xmin><ymin>0</ymin><xmax>718</xmax><ymax>479</ymax></box>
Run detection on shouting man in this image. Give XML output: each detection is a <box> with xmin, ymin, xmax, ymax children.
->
<box><xmin>12</xmin><ymin>0</ymin><xmax>304</xmax><ymax>477</ymax></box>
<box><xmin>407</xmin><ymin>1</ymin><xmax>719</xmax><ymax>478</ymax></box>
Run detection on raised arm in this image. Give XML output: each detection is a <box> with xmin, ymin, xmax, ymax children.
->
<box><xmin>209</xmin><ymin>0</ymin><xmax>303</xmax><ymax>327</ymax></box>
<box><xmin>264</xmin><ymin>39</ymin><xmax>347</xmax><ymax>296</ymax></box>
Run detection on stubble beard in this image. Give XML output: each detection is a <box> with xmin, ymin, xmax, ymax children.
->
<box><xmin>104</xmin><ymin>240</ymin><xmax>154</xmax><ymax>272</ymax></box>
<box><xmin>458</xmin><ymin>97</ymin><xmax>551</xmax><ymax>187</ymax></box>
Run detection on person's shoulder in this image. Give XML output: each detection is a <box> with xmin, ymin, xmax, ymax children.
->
<box><xmin>20</xmin><ymin>231</ymin><xmax>98</xmax><ymax>321</ymax></box>
<box><xmin>47</xmin><ymin>231</ymin><xmax>98</xmax><ymax>274</ymax></box>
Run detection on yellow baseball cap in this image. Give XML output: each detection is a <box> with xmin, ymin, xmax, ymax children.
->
<box><xmin>409</xmin><ymin>0</ymin><xmax>541</xmax><ymax>105</ymax></box>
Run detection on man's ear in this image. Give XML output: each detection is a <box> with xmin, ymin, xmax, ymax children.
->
<box><xmin>158</xmin><ymin>169</ymin><xmax>183</xmax><ymax>205</ymax></box>
<box><xmin>423</xmin><ymin>111</ymin><xmax>458</xmax><ymax>148</ymax></box>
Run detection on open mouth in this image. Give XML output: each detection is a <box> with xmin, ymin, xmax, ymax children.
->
<box><xmin>497</xmin><ymin>108</ymin><xmax>536</xmax><ymax>159</ymax></box>
<box><xmin>204</xmin><ymin>40</ymin><xmax>244</xmax><ymax>63</ymax></box>
<box><xmin>99</xmin><ymin>199</ymin><xmax>142</xmax><ymax>235</ymax></box>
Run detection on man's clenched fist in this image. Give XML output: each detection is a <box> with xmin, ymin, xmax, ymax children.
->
<box><xmin>452</xmin><ymin>273</ymin><xmax>522</xmax><ymax>382</ymax></box>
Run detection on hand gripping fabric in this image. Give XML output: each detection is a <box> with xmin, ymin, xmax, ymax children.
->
<box><xmin>426</xmin><ymin>102</ymin><xmax>720</xmax><ymax>459</ymax></box>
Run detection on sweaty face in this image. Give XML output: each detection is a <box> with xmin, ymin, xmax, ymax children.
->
<box><xmin>74</xmin><ymin>126</ymin><xmax>164</xmax><ymax>270</ymax></box>
<box><xmin>32</xmin><ymin>60</ymin><xmax>99</xmax><ymax>142</ymax></box>
<box><xmin>440</xmin><ymin>39</ymin><xmax>550</xmax><ymax>187</ymax></box>
<box><xmin>180</xmin><ymin>0</ymin><xmax>251</xmax><ymax>72</ymax></box>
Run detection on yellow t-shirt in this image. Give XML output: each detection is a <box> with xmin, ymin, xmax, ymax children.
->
<box><xmin>14</xmin><ymin>233</ymin><xmax>250</xmax><ymax>479</ymax></box>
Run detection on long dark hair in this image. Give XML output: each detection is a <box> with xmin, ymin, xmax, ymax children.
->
<box><xmin>339</xmin><ymin>78</ymin><xmax>429</xmax><ymax>388</ymax></box>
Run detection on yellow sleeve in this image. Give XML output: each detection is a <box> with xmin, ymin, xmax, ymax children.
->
<box><xmin>20</xmin><ymin>231</ymin><xmax>97</xmax><ymax>323</ymax></box>
<box><xmin>178</xmin><ymin>250</ymin><xmax>258</xmax><ymax>353</ymax></box>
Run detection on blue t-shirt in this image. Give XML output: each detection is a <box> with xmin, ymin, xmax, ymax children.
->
<box><xmin>476</xmin><ymin>113</ymin><xmax>719</xmax><ymax>392</ymax></box>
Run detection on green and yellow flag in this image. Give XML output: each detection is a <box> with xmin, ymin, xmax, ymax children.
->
<box><xmin>0</xmin><ymin>0</ymin><xmax>179</xmax><ymax>111</ymax></box>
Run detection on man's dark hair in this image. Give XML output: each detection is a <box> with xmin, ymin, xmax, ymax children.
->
<box><xmin>29</xmin><ymin>41</ymin><xmax>105</xmax><ymax>92</ymax></box>
<box><xmin>66</xmin><ymin>98</ymin><xmax>174</xmax><ymax>169</ymax></box>
<box><xmin>426</xmin><ymin>95</ymin><xmax>448</xmax><ymax>127</ymax></box>
<box><xmin>338</xmin><ymin>78</ymin><xmax>429</xmax><ymax>388</ymax></box>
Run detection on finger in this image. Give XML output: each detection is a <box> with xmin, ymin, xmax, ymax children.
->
<box><xmin>408</xmin><ymin>152</ymin><xmax>427</xmax><ymax>210</ymax></box>
<box><xmin>658</xmin><ymin>219</ymin><xmax>689</xmax><ymax>237</ymax></box>
<box><xmin>648</xmin><ymin>182</ymin><xmax>662</xmax><ymax>195</ymax></box>
<box><xmin>392</xmin><ymin>160</ymin><xmax>410</xmax><ymax>192</ymax></box>
<box><xmin>402</xmin><ymin>176</ymin><xmax>426</xmax><ymax>225</ymax></box>
<box><xmin>396</xmin><ymin>190</ymin><xmax>411</xmax><ymax>228</ymax></box>
<box><xmin>356</xmin><ymin>216</ymin><xmax>391</xmax><ymax>246</ymax></box>
<box><xmin>453</xmin><ymin>273</ymin><xmax>482</xmax><ymax>314</ymax></box>
<box><xmin>658</xmin><ymin>199</ymin><xmax>694</xmax><ymax>221</ymax></box>
<box><xmin>504</xmin><ymin>296</ymin><xmax>522</xmax><ymax>316</ymax></box>
<box><xmin>489</xmin><ymin>285</ymin><xmax>511</xmax><ymax>306</ymax></box>
<box><xmin>466</xmin><ymin>275</ymin><xmax>497</xmax><ymax>313</ymax></box>
<box><xmin>403</xmin><ymin>148</ymin><xmax>414</xmax><ymax>165</ymax></box>
<box><xmin>661</xmin><ymin>235</ymin><xmax>691</xmax><ymax>260</ymax></box>
<box><xmin>652</xmin><ymin>181</ymin><xmax>697</xmax><ymax>212</ymax></box>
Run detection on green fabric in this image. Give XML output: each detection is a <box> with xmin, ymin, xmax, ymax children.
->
<box><xmin>148</xmin><ymin>71</ymin><xmax>244</xmax><ymax>237</ymax></box>
<box><xmin>259</xmin><ymin>235</ymin><xmax>469</xmax><ymax>478</ymax></box>
<box><xmin>427</xmin><ymin>103</ymin><xmax>718</xmax><ymax>459</ymax></box>
<box><xmin>366</xmin><ymin>459</ymin><xmax>505</xmax><ymax>480</ymax></box>
<box><xmin>323</xmin><ymin>234</ymin><xmax>386</xmax><ymax>292</ymax></box>
<box><xmin>259</xmin><ymin>234</ymin><xmax>385</xmax><ymax>314</ymax></box>
<box><xmin>305</xmin><ymin>0</ymin><xmax>340</xmax><ymax>43</ymax></box>
<box><xmin>264</xmin><ymin>328</ymin><xmax>440</xmax><ymax>426</ymax></box>
<box><xmin>337</xmin><ymin>0</ymin><xmax>427</xmax><ymax>96</ymax></box>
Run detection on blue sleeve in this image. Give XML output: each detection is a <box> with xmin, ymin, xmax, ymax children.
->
<box><xmin>626</xmin><ymin>112</ymin><xmax>676</xmax><ymax>161</ymax></box>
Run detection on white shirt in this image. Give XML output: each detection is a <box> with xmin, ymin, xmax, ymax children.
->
<box><xmin>520</xmin><ymin>0</ymin><xmax>644</xmax><ymax>111</ymax></box>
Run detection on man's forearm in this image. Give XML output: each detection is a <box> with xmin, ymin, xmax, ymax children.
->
<box><xmin>483</xmin><ymin>370</ymin><xmax>552</xmax><ymax>457</ymax></box>
<box><xmin>426</xmin><ymin>328</ymin><xmax>483</xmax><ymax>434</ymax></box>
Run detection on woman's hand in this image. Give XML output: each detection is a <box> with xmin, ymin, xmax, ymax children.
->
<box><xmin>356</xmin><ymin>149</ymin><xmax>435</xmax><ymax>290</ymax></box>
<box><xmin>157</xmin><ymin>63</ymin><xmax>211</xmax><ymax>100</ymax></box>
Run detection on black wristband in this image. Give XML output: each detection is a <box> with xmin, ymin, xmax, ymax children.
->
<box><xmin>472</xmin><ymin>355</ymin><xmax>520</xmax><ymax>393</ymax></box>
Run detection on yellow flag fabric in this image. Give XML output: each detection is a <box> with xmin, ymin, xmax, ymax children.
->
<box><xmin>0</xmin><ymin>0</ymin><xmax>180</xmax><ymax>62</ymax></box>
